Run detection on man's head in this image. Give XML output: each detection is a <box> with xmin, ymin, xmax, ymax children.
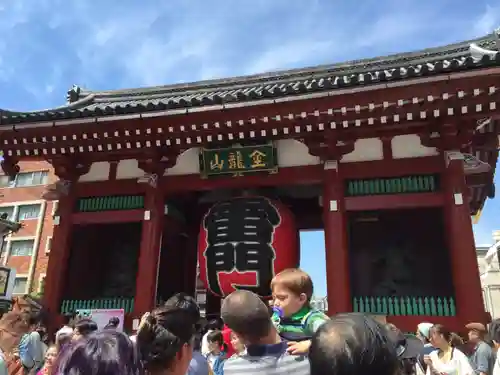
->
<box><xmin>466</xmin><ymin>322</ymin><xmax>487</xmax><ymax>343</ymax></box>
<box><xmin>165</xmin><ymin>292</ymin><xmax>200</xmax><ymax>327</ymax></box>
<box><xmin>309</xmin><ymin>313</ymin><xmax>400</xmax><ymax>375</ymax></box>
<box><xmin>221</xmin><ymin>290</ymin><xmax>273</xmax><ymax>345</ymax></box>
<box><xmin>271</xmin><ymin>268</ymin><xmax>313</xmax><ymax>317</ymax></box>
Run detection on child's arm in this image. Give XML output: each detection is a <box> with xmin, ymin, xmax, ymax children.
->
<box><xmin>286</xmin><ymin>340</ymin><xmax>311</xmax><ymax>355</ymax></box>
<box><xmin>306</xmin><ymin>312</ymin><xmax>330</xmax><ymax>335</ymax></box>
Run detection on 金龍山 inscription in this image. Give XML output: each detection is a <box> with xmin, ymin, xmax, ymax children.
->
<box><xmin>200</xmin><ymin>144</ymin><xmax>277</xmax><ymax>177</ymax></box>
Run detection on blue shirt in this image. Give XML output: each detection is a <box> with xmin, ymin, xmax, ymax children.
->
<box><xmin>224</xmin><ymin>341</ymin><xmax>310</xmax><ymax>375</ymax></box>
<box><xmin>470</xmin><ymin>341</ymin><xmax>493</xmax><ymax>375</ymax></box>
<box><xmin>187</xmin><ymin>351</ymin><xmax>209</xmax><ymax>375</ymax></box>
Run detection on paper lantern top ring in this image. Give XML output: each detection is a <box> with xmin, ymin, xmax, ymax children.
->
<box><xmin>198</xmin><ymin>196</ymin><xmax>298</xmax><ymax>298</ymax></box>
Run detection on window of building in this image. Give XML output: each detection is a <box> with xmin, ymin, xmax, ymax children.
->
<box><xmin>0</xmin><ymin>240</ymin><xmax>7</xmax><ymax>258</ymax></box>
<box><xmin>38</xmin><ymin>274</ymin><xmax>46</xmax><ymax>294</ymax></box>
<box><xmin>10</xmin><ymin>240</ymin><xmax>34</xmax><ymax>256</ymax></box>
<box><xmin>17</xmin><ymin>204</ymin><xmax>41</xmax><ymax>220</ymax></box>
<box><xmin>0</xmin><ymin>206</ymin><xmax>14</xmax><ymax>220</ymax></box>
<box><xmin>13</xmin><ymin>277</ymin><xmax>28</xmax><ymax>295</ymax></box>
<box><xmin>13</xmin><ymin>171</ymin><xmax>49</xmax><ymax>187</ymax></box>
<box><xmin>52</xmin><ymin>201</ymin><xmax>59</xmax><ymax>217</ymax></box>
<box><xmin>0</xmin><ymin>175</ymin><xmax>12</xmax><ymax>188</ymax></box>
<box><xmin>45</xmin><ymin>236</ymin><xmax>52</xmax><ymax>254</ymax></box>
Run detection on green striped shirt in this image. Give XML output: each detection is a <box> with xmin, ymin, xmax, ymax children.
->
<box><xmin>271</xmin><ymin>307</ymin><xmax>329</xmax><ymax>337</ymax></box>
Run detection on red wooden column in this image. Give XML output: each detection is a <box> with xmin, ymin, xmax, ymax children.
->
<box><xmin>322</xmin><ymin>160</ymin><xmax>351</xmax><ymax>315</ymax></box>
<box><xmin>133</xmin><ymin>186</ymin><xmax>164</xmax><ymax>316</ymax></box>
<box><xmin>443</xmin><ymin>151</ymin><xmax>486</xmax><ymax>324</ymax></box>
<box><xmin>43</xmin><ymin>191</ymin><xmax>75</xmax><ymax>332</ymax></box>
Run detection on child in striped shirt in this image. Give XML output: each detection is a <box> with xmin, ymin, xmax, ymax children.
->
<box><xmin>271</xmin><ymin>268</ymin><xmax>329</xmax><ymax>355</ymax></box>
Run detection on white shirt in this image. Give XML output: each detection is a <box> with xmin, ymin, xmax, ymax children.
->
<box><xmin>426</xmin><ymin>348</ymin><xmax>474</xmax><ymax>375</ymax></box>
<box><xmin>201</xmin><ymin>330</ymin><xmax>213</xmax><ymax>356</ymax></box>
<box><xmin>493</xmin><ymin>354</ymin><xmax>500</xmax><ymax>375</ymax></box>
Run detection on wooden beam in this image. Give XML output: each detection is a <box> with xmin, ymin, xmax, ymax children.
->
<box><xmin>72</xmin><ymin>210</ymin><xmax>144</xmax><ymax>225</ymax></box>
<box><xmin>70</xmin><ymin>158</ymin><xmax>443</xmax><ymax>197</ymax></box>
<box><xmin>345</xmin><ymin>192</ymin><xmax>444</xmax><ymax>211</ymax></box>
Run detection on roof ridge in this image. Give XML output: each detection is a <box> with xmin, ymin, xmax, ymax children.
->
<box><xmin>75</xmin><ymin>31</ymin><xmax>498</xmax><ymax>100</ymax></box>
<box><xmin>1</xmin><ymin>30</ymin><xmax>499</xmax><ymax>123</ymax></box>
<box><xmin>0</xmin><ymin>94</ymin><xmax>95</xmax><ymax>115</ymax></box>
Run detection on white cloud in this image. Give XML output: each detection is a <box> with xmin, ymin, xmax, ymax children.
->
<box><xmin>474</xmin><ymin>5</ymin><xmax>500</xmax><ymax>36</ymax></box>
<box><xmin>0</xmin><ymin>0</ymin><xmax>499</xmax><ymax>102</ymax></box>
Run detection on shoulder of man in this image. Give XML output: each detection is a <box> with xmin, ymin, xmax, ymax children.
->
<box><xmin>224</xmin><ymin>351</ymin><xmax>309</xmax><ymax>374</ymax></box>
<box><xmin>477</xmin><ymin>341</ymin><xmax>493</xmax><ymax>355</ymax></box>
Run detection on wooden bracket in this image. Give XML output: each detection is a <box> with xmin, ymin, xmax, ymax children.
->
<box><xmin>137</xmin><ymin>149</ymin><xmax>181</xmax><ymax>187</ymax></box>
<box><xmin>419</xmin><ymin>121</ymin><xmax>474</xmax><ymax>151</ymax></box>
<box><xmin>51</xmin><ymin>157</ymin><xmax>91</xmax><ymax>182</ymax></box>
<box><xmin>302</xmin><ymin>133</ymin><xmax>355</xmax><ymax>162</ymax></box>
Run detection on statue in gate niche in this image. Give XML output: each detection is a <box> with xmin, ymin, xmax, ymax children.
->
<box><xmin>198</xmin><ymin>196</ymin><xmax>299</xmax><ymax>298</ymax></box>
<box><xmin>371</xmin><ymin>242</ymin><xmax>424</xmax><ymax>297</ymax></box>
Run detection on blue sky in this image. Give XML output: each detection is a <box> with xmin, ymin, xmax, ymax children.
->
<box><xmin>1</xmin><ymin>0</ymin><xmax>499</xmax><ymax>297</ymax></box>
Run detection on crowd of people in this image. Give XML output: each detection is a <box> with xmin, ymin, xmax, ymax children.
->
<box><xmin>1</xmin><ymin>267</ymin><xmax>500</xmax><ymax>375</ymax></box>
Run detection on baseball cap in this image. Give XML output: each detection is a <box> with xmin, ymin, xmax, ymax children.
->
<box><xmin>465</xmin><ymin>322</ymin><xmax>487</xmax><ymax>333</ymax></box>
<box><xmin>417</xmin><ymin>322</ymin><xmax>433</xmax><ymax>339</ymax></box>
<box><xmin>387</xmin><ymin>330</ymin><xmax>424</xmax><ymax>359</ymax></box>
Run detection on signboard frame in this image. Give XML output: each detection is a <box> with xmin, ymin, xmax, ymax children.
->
<box><xmin>199</xmin><ymin>143</ymin><xmax>278</xmax><ymax>178</ymax></box>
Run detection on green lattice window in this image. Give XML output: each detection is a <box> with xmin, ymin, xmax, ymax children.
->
<box><xmin>345</xmin><ymin>175</ymin><xmax>439</xmax><ymax>197</ymax></box>
<box><xmin>76</xmin><ymin>195</ymin><xmax>145</xmax><ymax>212</ymax></box>
<box><xmin>353</xmin><ymin>296</ymin><xmax>456</xmax><ymax>316</ymax></box>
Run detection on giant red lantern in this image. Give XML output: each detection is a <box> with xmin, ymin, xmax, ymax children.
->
<box><xmin>198</xmin><ymin>196</ymin><xmax>298</xmax><ymax>298</ymax></box>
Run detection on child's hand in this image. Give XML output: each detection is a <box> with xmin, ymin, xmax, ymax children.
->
<box><xmin>286</xmin><ymin>340</ymin><xmax>311</xmax><ymax>355</ymax></box>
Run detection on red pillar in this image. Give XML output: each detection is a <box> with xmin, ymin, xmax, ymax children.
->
<box><xmin>443</xmin><ymin>151</ymin><xmax>487</xmax><ymax>324</ymax></box>
<box><xmin>133</xmin><ymin>187</ymin><xmax>164</xmax><ymax>316</ymax></box>
<box><xmin>322</xmin><ymin>160</ymin><xmax>351</xmax><ymax>315</ymax></box>
<box><xmin>43</xmin><ymin>192</ymin><xmax>75</xmax><ymax>333</ymax></box>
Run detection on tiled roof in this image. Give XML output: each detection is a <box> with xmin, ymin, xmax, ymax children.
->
<box><xmin>1</xmin><ymin>30</ymin><xmax>500</xmax><ymax>125</ymax></box>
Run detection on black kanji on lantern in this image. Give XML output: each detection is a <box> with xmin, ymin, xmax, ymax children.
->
<box><xmin>203</xmin><ymin>197</ymin><xmax>281</xmax><ymax>296</ymax></box>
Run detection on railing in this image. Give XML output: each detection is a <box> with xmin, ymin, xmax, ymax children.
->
<box><xmin>353</xmin><ymin>296</ymin><xmax>456</xmax><ymax>316</ymax></box>
<box><xmin>60</xmin><ymin>298</ymin><xmax>135</xmax><ymax>315</ymax></box>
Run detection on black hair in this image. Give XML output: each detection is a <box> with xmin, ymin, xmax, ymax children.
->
<box><xmin>309</xmin><ymin>313</ymin><xmax>400</xmax><ymax>375</ymax></box>
<box><xmin>28</xmin><ymin>311</ymin><xmax>42</xmax><ymax>326</ymax></box>
<box><xmin>136</xmin><ymin>304</ymin><xmax>197</xmax><ymax>372</ymax></box>
<box><xmin>54</xmin><ymin>330</ymin><xmax>143</xmax><ymax>375</ymax></box>
<box><xmin>206</xmin><ymin>319</ymin><xmax>223</xmax><ymax>331</ymax></box>
<box><xmin>74</xmin><ymin>318</ymin><xmax>98</xmax><ymax>337</ymax></box>
<box><xmin>207</xmin><ymin>330</ymin><xmax>227</xmax><ymax>353</ymax></box>
<box><xmin>164</xmin><ymin>293</ymin><xmax>200</xmax><ymax>323</ymax></box>
<box><xmin>207</xmin><ymin>330</ymin><xmax>223</xmax><ymax>344</ymax></box>
<box><xmin>63</xmin><ymin>311</ymin><xmax>77</xmax><ymax>327</ymax></box>
<box><xmin>104</xmin><ymin>317</ymin><xmax>120</xmax><ymax>330</ymax></box>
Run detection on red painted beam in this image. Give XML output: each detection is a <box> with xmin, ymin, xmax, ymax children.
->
<box><xmin>345</xmin><ymin>192</ymin><xmax>444</xmax><ymax>211</ymax></box>
<box><xmin>74</xmin><ymin>180</ymin><xmax>146</xmax><ymax>197</ymax></box>
<box><xmin>163</xmin><ymin>166</ymin><xmax>323</xmax><ymax>192</ymax></box>
<box><xmin>342</xmin><ymin>156</ymin><xmax>443</xmax><ymax>179</ymax></box>
<box><xmin>71</xmin><ymin>157</ymin><xmax>443</xmax><ymax>196</ymax></box>
<box><xmin>72</xmin><ymin>209</ymin><xmax>144</xmax><ymax>224</ymax></box>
